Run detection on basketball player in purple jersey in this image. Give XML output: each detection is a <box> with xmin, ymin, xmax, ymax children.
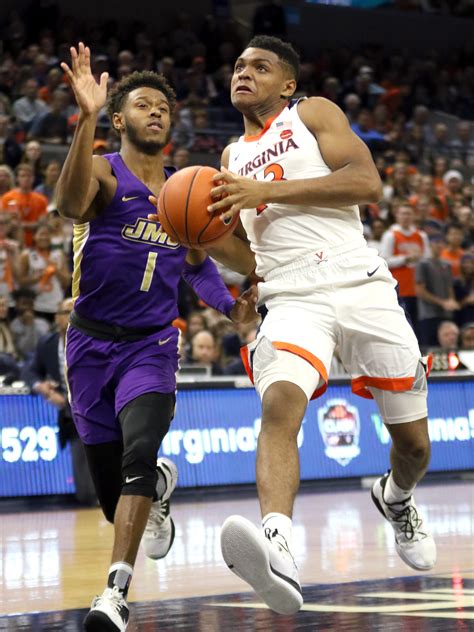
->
<box><xmin>57</xmin><ymin>43</ymin><xmax>256</xmax><ymax>632</ymax></box>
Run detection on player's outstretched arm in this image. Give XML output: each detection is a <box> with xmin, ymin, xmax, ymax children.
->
<box><xmin>208</xmin><ymin>98</ymin><xmax>382</xmax><ymax>223</ymax></box>
<box><xmin>56</xmin><ymin>42</ymin><xmax>109</xmax><ymax>220</ymax></box>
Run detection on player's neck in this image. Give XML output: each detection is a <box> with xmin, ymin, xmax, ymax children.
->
<box><xmin>243</xmin><ymin>99</ymin><xmax>288</xmax><ymax>138</ymax></box>
<box><xmin>120</xmin><ymin>143</ymin><xmax>166</xmax><ymax>193</ymax></box>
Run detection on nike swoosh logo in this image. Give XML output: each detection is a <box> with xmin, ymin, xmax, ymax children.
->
<box><xmin>367</xmin><ymin>265</ymin><xmax>380</xmax><ymax>277</ymax></box>
<box><xmin>158</xmin><ymin>336</ymin><xmax>172</xmax><ymax>346</ymax></box>
<box><xmin>122</xmin><ymin>195</ymin><xmax>139</xmax><ymax>202</ymax></box>
<box><xmin>125</xmin><ymin>476</ymin><xmax>143</xmax><ymax>483</ymax></box>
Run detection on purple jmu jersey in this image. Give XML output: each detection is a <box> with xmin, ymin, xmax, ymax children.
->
<box><xmin>72</xmin><ymin>152</ymin><xmax>187</xmax><ymax>328</ymax></box>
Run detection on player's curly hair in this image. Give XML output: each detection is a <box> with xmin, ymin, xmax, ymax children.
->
<box><xmin>106</xmin><ymin>71</ymin><xmax>177</xmax><ymax>125</ymax></box>
<box><xmin>246</xmin><ymin>35</ymin><xmax>300</xmax><ymax>81</ymax></box>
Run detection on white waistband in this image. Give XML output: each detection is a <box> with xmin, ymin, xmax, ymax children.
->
<box><xmin>265</xmin><ymin>238</ymin><xmax>367</xmax><ymax>282</ymax></box>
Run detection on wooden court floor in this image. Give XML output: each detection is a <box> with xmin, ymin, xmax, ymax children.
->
<box><xmin>0</xmin><ymin>480</ymin><xmax>473</xmax><ymax>630</ymax></box>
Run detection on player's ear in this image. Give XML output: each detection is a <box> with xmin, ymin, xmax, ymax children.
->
<box><xmin>280</xmin><ymin>78</ymin><xmax>297</xmax><ymax>99</ymax></box>
<box><xmin>112</xmin><ymin>112</ymin><xmax>124</xmax><ymax>132</ymax></box>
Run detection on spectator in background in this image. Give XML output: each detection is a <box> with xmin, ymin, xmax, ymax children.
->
<box><xmin>431</xmin><ymin>155</ymin><xmax>449</xmax><ymax>196</ymax></box>
<box><xmin>0</xmin><ymin>115</ymin><xmax>22</xmax><ymax>169</ymax></box>
<box><xmin>454</xmin><ymin>254</ymin><xmax>474</xmax><ymax>326</ymax></box>
<box><xmin>0</xmin><ymin>211</ymin><xmax>20</xmax><ymax>298</ymax></box>
<box><xmin>449</xmin><ymin>120</ymin><xmax>474</xmax><ymax>163</ymax></box>
<box><xmin>35</xmin><ymin>159</ymin><xmax>61</xmax><ymax>202</ymax></box>
<box><xmin>380</xmin><ymin>203</ymin><xmax>429</xmax><ymax>330</ymax></box>
<box><xmin>0</xmin><ymin>293</ymin><xmax>20</xmax><ymax>383</ymax></box>
<box><xmin>10</xmin><ymin>287</ymin><xmax>50</xmax><ymax>359</ymax></box>
<box><xmin>366</xmin><ymin>218</ymin><xmax>387</xmax><ymax>253</ymax></box>
<box><xmin>24</xmin><ymin>297</ymin><xmax>97</xmax><ymax>505</ymax></box>
<box><xmin>189</xmin><ymin>329</ymin><xmax>222</xmax><ymax>375</ymax></box>
<box><xmin>191</xmin><ymin>109</ymin><xmax>222</xmax><ymax>154</ymax></box>
<box><xmin>172</xmin><ymin>147</ymin><xmax>190</xmax><ymax>171</ymax></box>
<box><xmin>12</xmin><ymin>78</ymin><xmax>48</xmax><ymax>132</ymax></box>
<box><xmin>425</xmin><ymin>122</ymin><xmax>451</xmax><ymax>161</ymax></box>
<box><xmin>460</xmin><ymin>323</ymin><xmax>474</xmax><ymax>350</ymax></box>
<box><xmin>1</xmin><ymin>163</ymin><xmax>48</xmax><ymax>247</ymax></box>
<box><xmin>38</xmin><ymin>67</ymin><xmax>63</xmax><ymax>104</ymax></box>
<box><xmin>441</xmin><ymin>223</ymin><xmax>465</xmax><ymax>278</ymax></box>
<box><xmin>28</xmin><ymin>88</ymin><xmax>69</xmax><ymax>144</ymax></box>
<box><xmin>0</xmin><ymin>165</ymin><xmax>15</xmax><ymax>197</ymax></box>
<box><xmin>443</xmin><ymin>170</ymin><xmax>464</xmax><ymax>212</ymax></box>
<box><xmin>46</xmin><ymin>208</ymin><xmax>72</xmax><ymax>255</ymax></box>
<box><xmin>416</xmin><ymin>233</ymin><xmax>459</xmax><ymax>349</ymax></box>
<box><xmin>351</xmin><ymin>109</ymin><xmax>386</xmax><ymax>151</ymax></box>
<box><xmin>436</xmin><ymin>320</ymin><xmax>460</xmax><ymax>351</ymax></box>
<box><xmin>21</xmin><ymin>140</ymin><xmax>44</xmax><ymax>186</ymax></box>
<box><xmin>18</xmin><ymin>224</ymin><xmax>70</xmax><ymax>322</ymax></box>
<box><xmin>343</xmin><ymin>93</ymin><xmax>361</xmax><ymax>125</ymax></box>
<box><xmin>409</xmin><ymin>174</ymin><xmax>448</xmax><ymax>223</ymax></box>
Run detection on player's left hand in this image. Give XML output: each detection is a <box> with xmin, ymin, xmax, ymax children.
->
<box><xmin>208</xmin><ymin>167</ymin><xmax>269</xmax><ymax>223</ymax></box>
<box><xmin>229</xmin><ymin>286</ymin><xmax>259</xmax><ymax>324</ymax></box>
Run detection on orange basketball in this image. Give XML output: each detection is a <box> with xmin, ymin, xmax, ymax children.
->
<box><xmin>158</xmin><ymin>166</ymin><xmax>239</xmax><ymax>249</ymax></box>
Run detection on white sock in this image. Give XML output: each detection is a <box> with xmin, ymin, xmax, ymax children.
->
<box><xmin>384</xmin><ymin>472</ymin><xmax>414</xmax><ymax>504</ymax></box>
<box><xmin>107</xmin><ymin>561</ymin><xmax>133</xmax><ymax>596</ymax></box>
<box><xmin>262</xmin><ymin>512</ymin><xmax>294</xmax><ymax>555</ymax></box>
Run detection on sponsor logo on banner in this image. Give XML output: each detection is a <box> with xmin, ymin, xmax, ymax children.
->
<box><xmin>318</xmin><ymin>399</ymin><xmax>361</xmax><ymax>466</ymax></box>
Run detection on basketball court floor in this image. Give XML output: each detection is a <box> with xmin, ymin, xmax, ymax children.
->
<box><xmin>0</xmin><ymin>480</ymin><xmax>472</xmax><ymax>630</ymax></box>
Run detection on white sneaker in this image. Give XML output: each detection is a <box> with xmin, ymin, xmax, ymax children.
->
<box><xmin>83</xmin><ymin>586</ymin><xmax>129</xmax><ymax>631</ymax></box>
<box><xmin>371</xmin><ymin>472</ymin><xmax>437</xmax><ymax>571</ymax></box>
<box><xmin>142</xmin><ymin>458</ymin><xmax>177</xmax><ymax>559</ymax></box>
<box><xmin>221</xmin><ymin>515</ymin><xmax>303</xmax><ymax>615</ymax></box>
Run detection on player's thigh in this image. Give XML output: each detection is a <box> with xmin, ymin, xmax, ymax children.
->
<box><xmin>243</xmin><ymin>300</ymin><xmax>336</xmax><ymax>402</ymax></box>
<box><xmin>338</xmin><ymin>275</ymin><xmax>422</xmax><ymax>399</ymax></box>
<box><xmin>65</xmin><ymin>328</ymin><xmax>120</xmax><ymax>443</ymax></box>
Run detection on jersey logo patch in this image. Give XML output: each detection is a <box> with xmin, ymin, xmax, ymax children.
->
<box><xmin>122</xmin><ymin>195</ymin><xmax>140</xmax><ymax>202</ymax></box>
<box><xmin>280</xmin><ymin>129</ymin><xmax>293</xmax><ymax>140</ymax></box>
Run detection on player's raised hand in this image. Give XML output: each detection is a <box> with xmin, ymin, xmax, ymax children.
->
<box><xmin>61</xmin><ymin>42</ymin><xmax>108</xmax><ymax>116</ymax></box>
<box><xmin>229</xmin><ymin>286</ymin><xmax>259</xmax><ymax>324</ymax></box>
<box><xmin>208</xmin><ymin>167</ymin><xmax>269</xmax><ymax>223</ymax></box>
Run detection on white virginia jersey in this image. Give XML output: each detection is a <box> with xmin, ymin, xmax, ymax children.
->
<box><xmin>228</xmin><ymin>98</ymin><xmax>365</xmax><ymax>278</ymax></box>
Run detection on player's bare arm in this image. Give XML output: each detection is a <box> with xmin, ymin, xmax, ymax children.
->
<box><xmin>56</xmin><ymin>42</ymin><xmax>111</xmax><ymax>220</ymax></box>
<box><xmin>208</xmin><ymin>98</ymin><xmax>382</xmax><ymax>221</ymax></box>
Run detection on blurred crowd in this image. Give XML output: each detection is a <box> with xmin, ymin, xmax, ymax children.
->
<box><xmin>0</xmin><ymin>4</ymin><xmax>473</xmax><ymax>389</ymax></box>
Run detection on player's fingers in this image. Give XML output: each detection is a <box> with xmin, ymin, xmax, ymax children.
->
<box><xmin>210</xmin><ymin>184</ymin><xmax>227</xmax><ymax>198</ymax></box>
<box><xmin>148</xmin><ymin>195</ymin><xmax>158</xmax><ymax>206</ymax></box>
<box><xmin>221</xmin><ymin>205</ymin><xmax>239</xmax><ymax>224</ymax></box>
<box><xmin>147</xmin><ymin>213</ymin><xmax>160</xmax><ymax>221</ymax></box>
<box><xmin>60</xmin><ymin>63</ymin><xmax>74</xmax><ymax>81</ymax></box>
<box><xmin>99</xmin><ymin>71</ymin><xmax>109</xmax><ymax>89</ymax></box>
<box><xmin>69</xmin><ymin>46</ymin><xmax>79</xmax><ymax>73</ymax></box>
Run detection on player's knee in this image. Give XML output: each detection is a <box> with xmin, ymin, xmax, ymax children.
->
<box><xmin>118</xmin><ymin>392</ymin><xmax>175</xmax><ymax>497</ymax></box>
<box><xmin>121</xmin><ymin>435</ymin><xmax>158</xmax><ymax>497</ymax></box>
<box><xmin>261</xmin><ymin>382</ymin><xmax>306</xmax><ymax>436</ymax></box>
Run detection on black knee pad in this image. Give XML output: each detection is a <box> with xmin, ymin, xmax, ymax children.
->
<box><xmin>118</xmin><ymin>392</ymin><xmax>175</xmax><ymax>498</ymax></box>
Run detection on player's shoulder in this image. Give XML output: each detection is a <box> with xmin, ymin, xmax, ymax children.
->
<box><xmin>221</xmin><ymin>142</ymin><xmax>240</xmax><ymax>168</ymax></box>
<box><xmin>297</xmin><ymin>96</ymin><xmax>348</xmax><ymax>131</ymax></box>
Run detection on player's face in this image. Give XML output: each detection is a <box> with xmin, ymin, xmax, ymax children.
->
<box><xmin>119</xmin><ymin>88</ymin><xmax>172</xmax><ymax>156</ymax></box>
<box><xmin>231</xmin><ymin>48</ymin><xmax>295</xmax><ymax>112</ymax></box>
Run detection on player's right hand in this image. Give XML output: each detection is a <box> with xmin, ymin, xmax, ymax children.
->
<box><xmin>61</xmin><ymin>42</ymin><xmax>108</xmax><ymax>116</ymax></box>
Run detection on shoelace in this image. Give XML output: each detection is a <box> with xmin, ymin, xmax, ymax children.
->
<box><xmin>95</xmin><ymin>586</ymin><xmax>127</xmax><ymax>615</ymax></box>
<box><xmin>145</xmin><ymin>499</ymin><xmax>169</xmax><ymax>535</ymax></box>
<box><xmin>385</xmin><ymin>498</ymin><xmax>425</xmax><ymax>540</ymax></box>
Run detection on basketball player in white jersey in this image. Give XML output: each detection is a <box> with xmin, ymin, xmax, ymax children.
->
<box><xmin>209</xmin><ymin>36</ymin><xmax>436</xmax><ymax>614</ymax></box>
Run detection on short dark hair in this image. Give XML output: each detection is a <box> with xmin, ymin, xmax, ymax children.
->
<box><xmin>106</xmin><ymin>71</ymin><xmax>177</xmax><ymax>125</ymax></box>
<box><xmin>245</xmin><ymin>35</ymin><xmax>300</xmax><ymax>81</ymax></box>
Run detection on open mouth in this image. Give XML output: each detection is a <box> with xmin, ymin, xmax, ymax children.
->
<box><xmin>235</xmin><ymin>85</ymin><xmax>252</xmax><ymax>94</ymax></box>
